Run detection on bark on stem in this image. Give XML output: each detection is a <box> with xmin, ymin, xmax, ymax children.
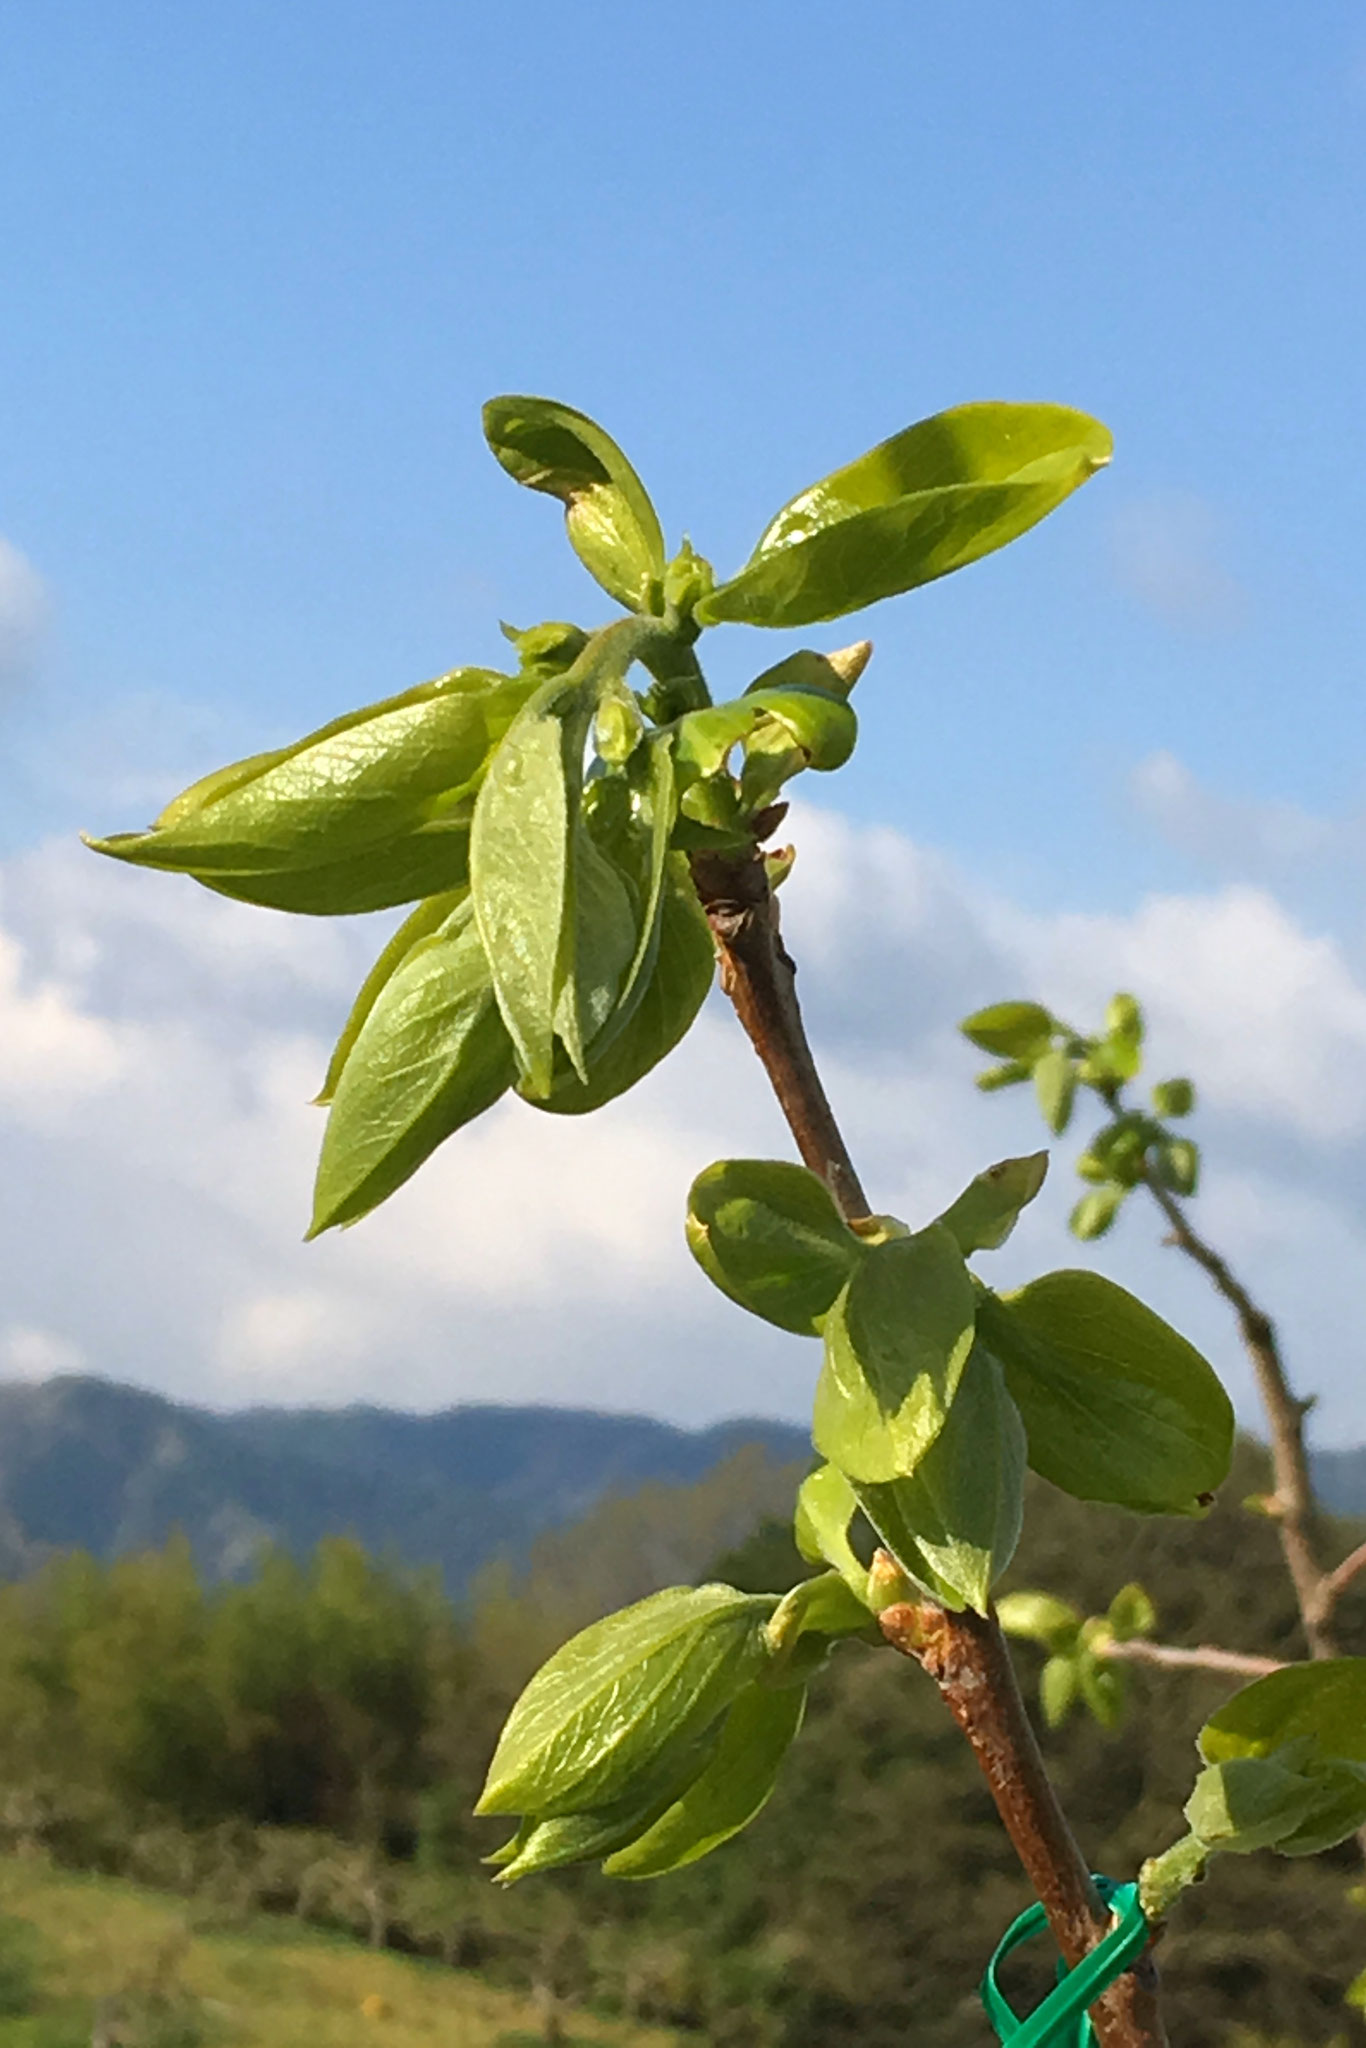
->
<box><xmin>691</xmin><ymin>845</ymin><xmax>1167</xmax><ymax>2048</ymax></box>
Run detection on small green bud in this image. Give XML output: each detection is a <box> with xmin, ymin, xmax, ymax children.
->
<box><xmin>500</xmin><ymin>620</ymin><xmax>590</xmax><ymax>675</ymax></box>
<box><xmin>663</xmin><ymin>539</ymin><xmax>716</xmax><ymax>617</ymax></box>
<box><xmin>594</xmin><ymin>686</ymin><xmax>646</xmax><ymax>765</ymax></box>
<box><xmin>1154</xmin><ymin>1138</ymin><xmax>1200</xmax><ymax>1197</ymax></box>
<box><xmin>975</xmin><ymin>1060</ymin><xmax>1031</xmax><ymax>1092</ymax></box>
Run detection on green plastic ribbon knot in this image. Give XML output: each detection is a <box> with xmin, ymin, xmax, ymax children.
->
<box><xmin>981</xmin><ymin>1876</ymin><xmax>1150</xmax><ymax>2047</ymax></box>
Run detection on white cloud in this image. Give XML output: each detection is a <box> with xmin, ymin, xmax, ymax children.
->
<box><xmin>1</xmin><ymin>815</ymin><xmax>1365</xmax><ymax>1443</ymax></box>
<box><xmin>0</xmin><ymin>540</ymin><xmax>49</xmax><ymax>690</ymax></box>
<box><xmin>1109</xmin><ymin>493</ymin><xmax>1246</xmax><ymax>631</ymax></box>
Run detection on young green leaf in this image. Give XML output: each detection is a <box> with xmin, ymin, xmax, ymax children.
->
<box><xmin>1184</xmin><ymin>1755</ymin><xmax>1323</xmax><ymax>1856</ymax></box>
<box><xmin>1040</xmin><ymin>1654</ymin><xmax>1081</xmax><ymax>1729</ymax></box>
<box><xmin>483</xmin><ymin>396</ymin><xmax>667</xmax><ymax>614</ymax></box>
<box><xmin>1200</xmin><ymin>1659</ymin><xmax>1366</xmax><ymax>1770</ymax></box>
<box><xmin>1077</xmin><ymin>1654</ymin><xmax>1127</xmax><ymax>1729</ymax></box>
<box><xmin>552</xmin><ymin>819</ymin><xmax>638</xmax><ymax>1082</ymax></box>
<box><xmin>527</xmin><ymin>854</ymin><xmax>715</xmax><ymax>1115</ymax></box>
<box><xmin>979</xmin><ymin>1271</ymin><xmax>1234</xmax><ymax>1514</ymax></box>
<box><xmin>697</xmin><ymin>402</ymin><xmax>1112</xmax><ymax>629</ymax></box>
<box><xmin>1070</xmin><ymin>1185</ymin><xmax>1125</xmax><ymax>1241</ymax></box>
<box><xmin>996</xmin><ymin>1590</ymin><xmax>1083</xmax><ymax>1656</ymax></box>
<box><xmin>811</xmin><ymin>1224</ymin><xmax>976</xmax><ymax>1483</ymax></box>
<box><xmin>975</xmin><ymin>1059</ymin><xmax>1032</xmax><ymax>1093</ymax></box>
<box><xmin>686</xmin><ymin>1158</ymin><xmax>865</xmax><ymax>1336</ymax></box>
<box><xmin>936</xmin><ymin>1152</ymin><xmax>1048</xmax><ymax>1255</ymax></box>
<box><xmin>477</xmin><ymin>1584</ymin><xmax>777</xmax><ymax>1822</ymax></box>
<box><xmin>1105</xmin><ymin>1582</ymin><xmax>1157</xmax><ymax>1641</ymax></box>
<box><xmin>189</xmin><ymin>817</ymin><xmax>475</xmax><ymax>916</ymax></box>
<box><xmin>603</xmin><ymin>1682</ymin><xmax>805</xmax><ymax>1879</ymax></box>
<box><xmin>1153</xmin><ymin>1138</ymin><xmax>1200</xmax><ymax>1197</ymax></box>
<box><xmin>87</xmin><ymin>669</ymin><xmax>513</xmax><ymax>884</ymax></box>
<box><xmin>1033</xmin><ymin>1048</ymin><xmax>1076</xmax><ymax>1135</ymax></box>
<box><xmin>960</xmin><ymin>1002</ymin><xmax>1055</xmax><ymax>1060</ymax></box>
<box><xmin>316</xmin><ymin>891</ymin><xmax>467</xmax><ymax>1105</ymax></box>
<box><xmin>1152</xmin><ymin>1077</ymin><xmax>1196</xmax><ymax>1119</ymax></box>
<box><xmin>309</xmin><ymin>904</ymin><xmax>517</xmax><ymax>1235</ymax></box>
<box><xmin>471</xmin><ymin>672</ymin><xmax>596</xmax><ymax>1096</ymax></box>
<box><xmin>853</xmin><ymin>1347</ymin><xmax>1025</xmax><ymax>1613</ymax></box>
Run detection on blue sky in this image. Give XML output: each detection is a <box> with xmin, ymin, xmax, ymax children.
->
<box><xmin>4</xmin><ymin>6</ymin><xmax>1366</xmax><ymax>1442</ymax></box>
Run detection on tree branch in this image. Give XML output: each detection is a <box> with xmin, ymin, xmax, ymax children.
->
<box><xmin>1097</xmin><ymin>1638</ymin><xmax>1285</xmax><ymax>1680</ymax></box>
<box><xmin>1319</xmin><ymin>1539</ymin><xmax>1366</xmax><ymax>1619</ymax></box>
<box><xmin>1141</xmin><ymin>1170</ymin><xmax>1340</xmax><ymax>1660</ymax></box>
<box><xmin>693</xmin><ymin>845</ymin><xmax>1166</xmax><ymax>2048</ymax></box>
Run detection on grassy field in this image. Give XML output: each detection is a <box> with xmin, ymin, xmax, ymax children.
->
<box><xmin>0</xmin><ymin>1859</ymin><xmax>681</xmax><ymax>2048</ymax></box>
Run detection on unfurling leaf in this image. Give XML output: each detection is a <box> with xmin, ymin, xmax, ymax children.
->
<box><xmin>309</xmin><ymin>902</ymin><xmax>516</xmax><ymax>1234</ymax></box>
<box><xmin>483</xmin><ymin>396</ymin><xmax>666</xmax><ymax>614</ymax></box>
<box><xmin>811</xmin><ymin>1225</ymin><xmax>976</xmax><ymax>1483</ymax></box>
<box><xmin>854</xmin><ymin>1347</ymin><xmax>1025</xmax><ymax>1613</ymax></box>
<box><xmin>936</xmin><ymin>1152</ymin><xmax>1048</xmax><ymax>1255</ymax></box>
<box><xmin>1040</xmin><ymin>1654</ymin><xmax>1081</xmax><ymax>1728</ymax></box>
<box><xmin>477</xmin><ymin>1584</ymin><xmax>776</xmax><ymax>1823</ymax></box>
<box><xmin>86</xmin><ymin>669</ymin><xmax>526</xmax><ymax>915</ymax></box>
<box><xmin>687</xmin><ymin>1159</ymin><xmax>864</xmax><ymax>1335</ymax></box>
<box><xmin>602</xmin><ymin>1682</ymin><xmax>805</xmax><ymax>1879</ymax></box>
<box><xmin>979</xmin><ymin>1271</ymin><xmax>1233</xmax><ymax>1514</ymax></box>
<box><xmin>697</xmin><ymin>402</ymin><xmax>1112</xmax><ymax>628</ymax></box>
<box><xmin>317</xmin><ymin>891</ymin><xmax>467</xmax><ymax>1105</ymax></box>
<box><xmin>960</xmin><ymin>1001</ymin><xmax>1055</xmax><ymax>1060</ymax></box>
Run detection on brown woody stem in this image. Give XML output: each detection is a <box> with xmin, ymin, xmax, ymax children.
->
<box><xmin>692</xmin><ymin>845</ymin><xmax>1167</xmax><ymax>2048</ymax></box>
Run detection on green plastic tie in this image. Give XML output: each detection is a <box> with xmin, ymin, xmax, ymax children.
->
<box><xmin>981</xmin><ymin>1876</ymin><xmax>1150</xmax><ymax>2047</ymax></box>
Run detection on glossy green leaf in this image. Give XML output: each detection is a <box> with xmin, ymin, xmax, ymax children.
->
<box><xmin>936</xmin><ymin>1152</ymin><xmax>1048</xmax><ymax>1255</ymax></box>
<box><xmin>527</xmin><ymin>854</ymin><xmax>714</xmax><ymax>1115</ymax></box>
<box><xmin>793</xmin><ymin>1464</ymin><xmax>866</xmax><ymax>1595</ymax></box>
<box><xmin>317</xmin><ymin>890</ymin><xmax>467</xmax><ymax>1104</ymax></box>
<box><xmin>309</xmin><ymin>903</ymin><xmax>516</xmax><ymax>1235</ymax></box>
<box><xmin>854</xmin><ymin>1347</ymin><xmax>1025</xmax><ymax>1613</ymax></box>
<box><xmin>1033</xmin><ymin>1049</ymin><xmax>1076</xmax><ymax>1135</ymax></box>
<box><xmin>674</xmin><ymin>686</ymin><xmax>856</xmax><ymax>784</ymax></box>
<box><xmin>979</xmin><ymin>1271</ymin><xmax>1234</xmax><ymax>1514</ymax></box>
<box><xmin>493</xmin><ymin>1740</ymin><xmax>713</xmax><ymax>1883</ymax></box>
<box><xmin>1152</xmin><ymin>1077</ymin><xmax>1196</xmax><ymax>1119</ymax></box>
<box><xmin>87</xmin><ymin>669</ymin><xmax>513</xmax><ymax>879</ymax></box>
<box><xmin>744</xmin><ymin>642</ymin><xmax>872</xmax><ymax>703</ymax></box>
<box><xmin>603</xmin><ymin>1682</ymin><xmax>805</xmax><ymax>1879</ymax></box>
<box><xmin>687</xmin><ymin>1158</ymin><xmax>864</xmax><ymax>1335</ymax></box>
<box><xmin>1070</xmin><ymin>1185</ymin><xmax>1125</xmax><ymax>1241</ymax></box>
<box><xmin>766</xmin><ymin>1570</ymin><xmax>874</xmax><ymax>1655</ymax></box>
<box><xmin>996</xmin><ymin>1590</ymin><xmax>1082</xmax><ymax>1655</ymax></box>
<box><xmin>192</xmin><ymin>817</ymin><xmax>474</xmax><ymax>916</ymax></box>
<box><xmin>1185</xmin><ymin>1755</ymin><xmax>1323</xmax><ymax>1856</ymax></box>
<box><xmin>960</xmin><ymin>1002</ymin><xmax>1055</xmax><ymax>1060</ymax></box>
<box><xmin>477</xmin><ymin>1584</ymin><xmax>776</xmax><ymax>1821</ymax></box>
<box><xmin>471</xmin><ymin>673</ymin><xmax>594</xmax><ymax>1097</ymax></box>
<box><xmin>1200</xmin><ymin>1659</ymin><xmax>1366</xmax><ymax>1769</ymax></box>
<box><xmin>811</xmin><ymin>1224</ymin><xmax>976</xmax><ymax>1483</ymax></box>
<box><xmin>698</xmin><ymin>402</ymin><xmax>1112</xmax><ymax>629</ymax></box>
<box><xmin>483</xmin><ymin>396</ymin><xmax>666</xmax><ymax>614</ymax></box>
<box><xmin>553</xmin><ymin>818</ymin><xmax>638</xmax><ymax>1083</ymax></box>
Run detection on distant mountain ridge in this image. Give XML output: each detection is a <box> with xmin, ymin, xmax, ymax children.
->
<box><xmin>0</xmin><ymin>1376</ymin><xmax>811</xmax><ymax>1591</ymax></box>
<box><xmin>0</xmin><ymin>1375</ymin><xmax>1359</xmax><ymax>1595</ymax></box>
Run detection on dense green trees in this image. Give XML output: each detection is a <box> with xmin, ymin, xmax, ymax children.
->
<box><xmin>0</xmin><ymin>1450</ymin><xmax>1360</xmax><ymax>2044</ymax></box>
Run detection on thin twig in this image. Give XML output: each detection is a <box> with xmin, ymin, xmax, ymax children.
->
<box><xmin>1319</xmin><ymin>1538</ymin><xmax>1366</xmax><ymax>1614</ymax></box>
<box><xmin>1142</xmin><ymin>1169</ymin><xmax>1340</xmax><ymax>1659</ymax></box>
<box><xmin>694</xmin><ymin>845</ymin><xmax>1167</xmax><ymax>2048</ymax></box>
<box><xmin>1098</xmin><ymin>1638</ymin><xmax>1285</xmax><ymax>1680</ymax></box>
